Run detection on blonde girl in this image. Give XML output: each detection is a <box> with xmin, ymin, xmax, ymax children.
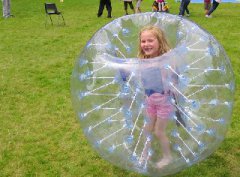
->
<box><xmin>138</xmin><ymin>26</ymin><xmax>173</xmax><ymax>168</ymax></box>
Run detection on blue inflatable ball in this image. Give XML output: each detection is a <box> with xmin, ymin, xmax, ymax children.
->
<box><xmin>71</xmin><ymin>12</ymin><xmax>235</xmax><ymax>176</ymax></box>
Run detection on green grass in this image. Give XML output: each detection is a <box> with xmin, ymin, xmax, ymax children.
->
<box><xmin>0</xmin><ymin>0</ymin><xmax>239</xmax><ymax>177</ymax></box>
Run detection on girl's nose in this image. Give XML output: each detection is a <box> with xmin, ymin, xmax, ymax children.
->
<box><xmin>144</xmin><ymin>42</ymin><xmax>150</xmax><ymax>46</ymax></box>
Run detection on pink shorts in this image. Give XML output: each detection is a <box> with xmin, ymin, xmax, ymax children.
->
<box><xmin>146</xmin><ymin>93</ymin><xmax>174</xmax><ymax>119</ymax></box>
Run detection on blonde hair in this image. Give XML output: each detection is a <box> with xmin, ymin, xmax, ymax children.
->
<box><xmin>137</xmin><ymin>26</ymin><xmax>171</xmax><ymax>59</ymax></box>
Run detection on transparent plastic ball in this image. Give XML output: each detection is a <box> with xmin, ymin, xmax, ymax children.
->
<box><xmin>71</xmin><ymin>13</ymin><xmax>235</xmax><ymax>177</ymax></box>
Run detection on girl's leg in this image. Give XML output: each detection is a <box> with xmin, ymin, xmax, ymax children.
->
<box><xmin>154</xmin><ymin>117</ymin><xmax>172</xmax><ymax>168</ymax></box>
<box><xmin>139</xmin><ymin>116</ymin><xmax>156</xmax><ymax>164</ymax></box>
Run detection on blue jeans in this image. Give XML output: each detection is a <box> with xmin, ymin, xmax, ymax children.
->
<box><xmin>179</xmin><ymin>0</ymin><xmax>190</xmax><ymax>16</ymax></box>
<box><xmin>208</xmin><ymin>0</ymin><xmax>219</xmax><ymax>15</ymax></box>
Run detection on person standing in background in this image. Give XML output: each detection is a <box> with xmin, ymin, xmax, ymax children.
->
<box><xmin>97</xmin><ymin>0</ymin><xmax>112</xmax><ymax>18</ymax></box>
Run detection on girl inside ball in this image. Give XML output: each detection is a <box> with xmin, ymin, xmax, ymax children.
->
<box><xmin>138</xmin><ymin>25</ymin><xmax>174</xmax><ymax>168</ymax></box>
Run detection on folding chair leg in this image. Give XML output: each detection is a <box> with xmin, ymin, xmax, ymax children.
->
<box><xmin>45</xmin><ymin>15</ymin><xmax>48</xmax><ymax>27</ymax></box>
<box><xmin>60</xmin><ymin>14</ymin><xmax>66</xmax><ymax>25</ymax></box>
<box><xmin>49</xmin><ymin>15</ymin><xmax>53</xmax><ymax>25</ymax></box>
<box><xmin>45</xmin><ymin>15</ymin><xmax>54</xmax><ymax>27</ymax></box>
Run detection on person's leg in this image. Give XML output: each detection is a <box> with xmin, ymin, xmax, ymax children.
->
<box><xmin>139</xmin><ymin>98</ymin><xmax>157</xmax><ymax>165</ymax></box>
<box><xmin>204</xmin><ymin>3</ymin><xmax>207</xmax><ymax>15</ymax></box>
<box><xmin>178</xmin><ymin>0</ymin><xmax>185</xmax><ymax>15</ymax></box>
<box><xmin>2</xmin><ymin>0</ymin><xmax>6</xmax><ymax>17</ymax></box>
<box><xmin>139</xmin><ymin>116</ymin><xmax>156</xmax><ymax>164</ymax></box>
<box><xmin>97</xmin><ymin>0</ymin><xmax>105</xmax><ymax>17</ymax></box>
<box><xmin>3</xmin><ymin>0</ymin><xmax>11</xmax><ymax>18</ymax></box>
<box><xmin>158</xmin><ymin>2</ymin><xmax>161</xmax><ymax>12</ymax></box>
<box><xmin>207</xmin><ymin>1</ymin><xmax>219</xmax><ymax>16</ymax></box>
<box><xmin>207</xmin><ymin>3</ymin><xmax>211</xmax><ymax>14</ymax></box>
<box><xmin>124</xmin><ymin>2</ymin><xmax>128</xmax><ymax>15</ymax></box>
<box><xmin>106</xmin><ymin>0</ymin><xmax>112</xmax><ymax>18</ymax></box>
<box><xmin>135</xmin><ymin>0</ymin><xmax>141</xmax><ymax>13</ymax></box>
<box><xmin>129</xmin><ymin>2</ymin><xmax>135</xmax><ymax>13</ymax></box>
<box><xmin>154</xmin><ymin>117</ymin><xmax>172</xmax><ymax>168</ymax></box>
<box><xmin>185</xmin><ymin>0</ymin><xmax>190</xmax><ymax>15</ymax></box>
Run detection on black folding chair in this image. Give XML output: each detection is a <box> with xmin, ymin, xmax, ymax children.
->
<box><xmin>44</xmin><ymin>3</ymin><xmax>65</xmax><ymax>26</ymax></box>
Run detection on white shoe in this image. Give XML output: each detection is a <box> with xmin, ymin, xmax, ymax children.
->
<box><xmin>205</xmin><ymin>15</ymin><xmax>212</xmax><ymax>18</ymax></box>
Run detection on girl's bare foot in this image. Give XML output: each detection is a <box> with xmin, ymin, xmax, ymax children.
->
<box><xmin>156</xmin><ymin>157</ymin><xmax>172</xmax><ymax>169</ymax></box>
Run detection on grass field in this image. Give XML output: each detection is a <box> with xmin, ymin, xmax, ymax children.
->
<box><xmin>0</xmin><ymin>0</ymin><xmax>239</xmax><ymax>177</ymax></box>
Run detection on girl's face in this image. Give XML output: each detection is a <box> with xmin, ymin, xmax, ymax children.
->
<box><xmin>140</xmin><ymin>30</ymin><xmax>160</xmax><ymax>58</ymax></box>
